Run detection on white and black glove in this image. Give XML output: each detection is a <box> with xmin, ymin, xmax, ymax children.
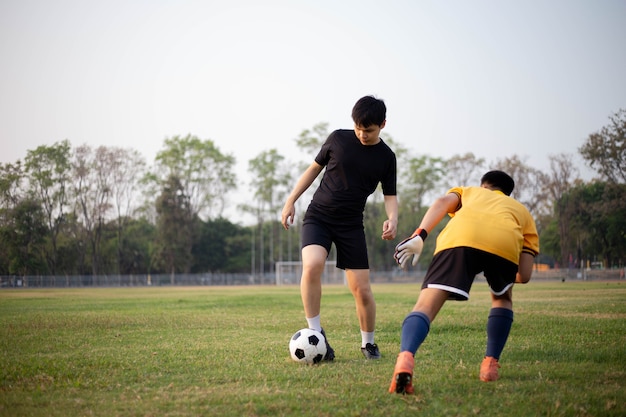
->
<box><xmin>394</xmin><ymin>228</ymin><xmax>428</xmax><ymax>269</ymax></box>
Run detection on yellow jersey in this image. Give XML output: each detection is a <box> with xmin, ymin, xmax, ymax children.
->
<box><xmin>435</xmin><ymin>186</ymin><xmax>539</xmax><ymax>265</ymax></box>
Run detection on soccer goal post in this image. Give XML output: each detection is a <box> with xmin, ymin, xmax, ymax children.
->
<box><xmin>275</xmin><ymin>261</ymin><xmax>343</xmax><ymax>286</ymax></box>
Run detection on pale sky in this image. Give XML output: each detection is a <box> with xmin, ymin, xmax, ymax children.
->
<box><xmin>1</xmin><ymin>0</ymin><xmax>625</xmax><ymax>216</ymax></box>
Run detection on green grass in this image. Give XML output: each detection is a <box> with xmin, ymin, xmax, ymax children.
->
<box><xmin>1</xmin><ymin>281</ymin><xmax>625</xmax><ymax>416</ymax></box>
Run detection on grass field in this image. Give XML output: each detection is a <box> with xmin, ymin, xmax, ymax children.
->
<box><xmin>1</xmin><ymin>281</ymin><xmax>624</xmax><ymax>417</ymax></box>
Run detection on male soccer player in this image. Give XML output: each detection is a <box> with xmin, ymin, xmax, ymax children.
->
<box><xmin>281</xmin><ymin>95</ymin><xmax>398</xmax><ymax>360</ymax></box>
<box><xmin>389</xmin><ymin>170</ymin><xmax>539</xmax><ymax>393</ymax></box>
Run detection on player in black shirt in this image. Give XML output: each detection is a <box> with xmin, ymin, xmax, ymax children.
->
<box><xmin>281</xmin><ymin>96</ymin><xmax>398</xmax><ymax>360</ymax></box>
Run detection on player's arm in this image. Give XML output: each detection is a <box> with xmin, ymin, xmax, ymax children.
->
<box><xmin>517</xmin><ymin>214</ymin><xmax>539</xmax><ymax>283</ymax></box>
<box><xmin>381</xmin><ymin>194</ymin><xmax>398</xmax><ymax>240</ymax></box>
<box><xmin>281</xmin><ymin>162</ymin><xmax>323</xmax><ymax>230</ymax></box>
<box><xmin>414</xmin><ymin>192</ymin><xmax>461</xmax><ymax>235</ymax></box>
<box><xmin>516</xmin><ymin>252</ymin><xmax>535</xmax><ymax>283</ymax></box>
<box><xmin>394</xmin><ymin>192</ymin><xmax>461</xmax><ymax>267</ymax></box>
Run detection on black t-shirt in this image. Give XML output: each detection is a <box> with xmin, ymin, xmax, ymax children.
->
<box><xmin>307</xmin><ymin>129</ymin><xmax>396</xmax><ymax>223</ymax></box>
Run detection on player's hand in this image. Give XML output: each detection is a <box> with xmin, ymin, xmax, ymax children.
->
<box><xmin>381</xmin><ymin>219</ymin><xmax>397</xmax><ymax>240</ymax></box>
<box><xmin>281</xmin><ymin>203</ymin><xmax>295</xmax><ymax>230</ymax></box>
<box><xmin>394</xmin><ymin>235</ymin><xmax>424</xmax><ymax>268</ymax></box>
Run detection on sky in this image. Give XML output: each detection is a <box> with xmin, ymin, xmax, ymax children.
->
<box><xmin>1</xmin><ymin>0</ymin><xmax>625</xmax><ymax>220</ymax></box>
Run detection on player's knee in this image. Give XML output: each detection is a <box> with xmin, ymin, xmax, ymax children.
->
<box><xmin>352</xmin><ymin>285</ymin><xmax>374</xmax><ymax>303</ymax></box>
<box><xmin>302</xmin><ymin>260</ymin><xmax>325</xmax><ymax>276</ymax></box>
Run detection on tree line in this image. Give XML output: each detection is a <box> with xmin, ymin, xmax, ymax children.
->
<box><xmin>1</xmin><ymin>109</ymin><xmax>624</xmax><ymax>277</ymax></box>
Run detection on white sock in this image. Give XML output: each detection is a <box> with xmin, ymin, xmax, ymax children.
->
<box><xmin>306</xmin><ymin>315</ymin><xmax>322</xmax><ymax>332</ymax></box>
<box><xmin>361</xmin><ymin>330</ymin><xmax>375</xmax><ymax>347</ymax></box>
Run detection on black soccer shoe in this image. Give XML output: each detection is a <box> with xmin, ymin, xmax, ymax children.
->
<box><xmin>361</xmin><ymin>343</ymin><xmax>381</xmax><ymax>360</ymax></box>
<box><xmin>320</xmin><ymin>328</ymin><xmax>335</xmax><ymax>361</ymax></box>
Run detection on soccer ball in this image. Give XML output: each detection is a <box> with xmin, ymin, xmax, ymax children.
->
<box><xmin>289</xmin><ymin>328</ymin><xmax>327</xmax><ymax>364</ymax></box>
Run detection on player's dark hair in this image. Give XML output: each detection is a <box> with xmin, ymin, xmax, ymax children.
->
<box><xmin>480</xmin><ymin>170</ymin><xmax>515</xmax><ymax>196</ymax></box>
<box><xmin>351</xmin><ymin>95</ymin><xmax>386</xmax><ymax>127</ymax></box>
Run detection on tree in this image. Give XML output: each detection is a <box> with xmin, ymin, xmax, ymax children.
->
<box><xmin>55</xmin><ymin>211</ymin><xmax>88</xmax><ymax>276</ymax></box>
<box><xmin>24</xmin><ymin>140</ymin><xmax>72</xmax><ymax>275</ymax></box>
<box><xmin>246</xmin><ymin>149</ymin><xmax>293</xmax><ymax>274</ymax></box>
<box><xmin>291</xmin><ymin>122</ymin><xmax>330</xmax><ymax>220</ymax></box>
<box><xmin>492</xmin><ymin>155</ymin><xmax>548</xmax><ymax>216</ymax></box>
<box><xmin>154</xmin><ymin>175</ymin><xmax>194</xmax><ymax>276</ymax></box>
<box><xmin>108</xmin><ymin>147</ymin><xmax>146</xmax><ymax>274</ymax></box>
<box><xmin>442</xmin><ymin>153</ymin><xmax>485</xmax><ymax>189</ymax></box>
<box><xmin>0</xmin><ymin>198</ymin><xmax>48</xmax><ymax>277</ymax></box>
<box><xmin>115</xmin><ymin>217</ymin><xmax>156</xmax><ymax>275</ymax></box>
<box><xmin>0</xmin><ymin>161</ymin><xmax>24</xmax><ymax>211</ymax></box>
<box><xmin>541</xmin><ymin>153</ymin><xmax>580</xmax><ymax>266</ymax></box>
<box><xmin>545</xmin><ymin>154</ymin><xmax>579</xmax><ymax>203</ymax></box>
<box><xmin>152</xmin><ymin>134</ymin><xmax>237</xmax><ymax>220</ymax></box>
<box><xmin>579</xmin><ymin>109</ymin><xmax>626</xmax><ymax>183</ymax></box>
<box><xmin>535</xmin><ymin>218</ymin><xmax>560</xmax><ymax>267</ymax></box>
<box><xmin>149</xmin><ymin>135</ymin><xmax>236</xmax><ymax>277</ymax></box>
<box><xmin>399</xmin><ymin>154</ymin><xmax>445</xmax><ymax>220</ymax></box>
<box><xmin>0</xmin><ymin>162</ymin><xmax>26</xmax><ymax>274</ymax></box>
<box><xmin>191</xmin><ymin>217</ymin><xmax>250</xmax><ymax>273</ymax></box>
<box><xmin>294</xmin><ymin>122</ymin><xmax>329</xmax><ymax>157</ymax></box>
<box><xmin>72</xmin><ymin>145</ymin><xmax>115</xmax><ymax>275</ymax></box>
<box><xmin>561</xmin><ymin>182</ymin><xmax>626</xmax><ymax>269</ymax></box>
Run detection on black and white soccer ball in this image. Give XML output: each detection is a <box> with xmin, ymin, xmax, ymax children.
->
<box><xmin>289</xmin><ymin>328</ymin><xmax>327</xmax><ymax>364</ymax></box>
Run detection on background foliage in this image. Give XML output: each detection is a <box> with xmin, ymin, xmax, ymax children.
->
<box><xmin>0</xmin><ymin>110</ymin><xmax>625</xmax><ymax>277</ymax></box>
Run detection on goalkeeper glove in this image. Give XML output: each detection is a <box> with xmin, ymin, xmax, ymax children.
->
<box><xmin>394</xmin><ymin>228</ymin><xmax>428</xmax><ymax>268</ymax></box>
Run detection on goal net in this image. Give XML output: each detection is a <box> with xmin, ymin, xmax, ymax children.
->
<box><xmin>275</xmin><ymin>261</ymin><xmax>343</xmax><ymax>286</ymax></box>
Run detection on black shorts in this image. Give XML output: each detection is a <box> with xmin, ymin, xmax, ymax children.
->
<box><xmin>301</xmin><ymin>216</ymin><xmax>368</xmax><ymax>270</ymax></box>
<box><xmin>422</xmin><ymin>247</ymin><xmax>518</xmax><ymax>300</ymax></box>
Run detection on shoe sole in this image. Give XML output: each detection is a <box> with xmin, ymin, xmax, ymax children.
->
<box><xmin>361</xmin><ymin>343</ymin><xmax>381</xmax><ymax>359</ymax></box>
<box><xmin>361</xmin><ymin>350</ymin><xmax>381</xmax><ymax>360</ymax></box>
<box><xmin>394</xmin><ymin>372</ymin><xmax>413</xmax><ymax>394</ymax></box>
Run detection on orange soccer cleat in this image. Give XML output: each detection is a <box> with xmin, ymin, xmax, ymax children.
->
<box><xmin>479</xmin><ymin>356</ymin><xmax>501</xmax><ymax>382</ymax></box>
<box><xmin>389</xmin><ymin>351</ymin><xmax>415</xmax><ymax>394</ymax></box>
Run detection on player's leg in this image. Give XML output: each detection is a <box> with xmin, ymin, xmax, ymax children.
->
<box><xmin>480</xmin><ymin>288</ymin><xmax>514</xmax><ymax>381</ymax></box>
<box><xmin>299</xmin><ymin>219</ymin><xmax>331</xmax><ymax>329</ymax></box>
<box><xmin>391</xmin><ymin>248</ymin><xmax>477</xmax><ymax>394</ymax></box>
<box><xmin>389</xmin><ymin>288</ymin><xmax>448</xmax><ymax>394</ymax></box>
<box><xmin>300</xmin><ymin>244</ymin><xmax>328</xmax><ymax>321</ymax></box>
<box><xmin>345</xmin><ymin>268</ymin><xmax>375</xmax><ymax>332</ymax></box>
<box><xmin>336</xmin><ymin>224</ymin><xmax>381</xmax><ymax>359</ymax></box>
<box><xmin>481</xmin><ymin>255</ymin><xmax>517</xmax><ymax>381</ymax></box>
<box><xmin>300</xmin><ymin>244</ymin><xmax>335</xmax><ymax>360</ymax></box>
<box><xmin>345</xmin><ymin>268</ymin><xmax>380</xmax><ymax>359</ymax></box>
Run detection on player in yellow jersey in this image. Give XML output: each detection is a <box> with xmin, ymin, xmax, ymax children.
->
<box><xmin>388</xmin><ymin>170</ymin><xmax>539</xmax><ymax>394</ymax></box>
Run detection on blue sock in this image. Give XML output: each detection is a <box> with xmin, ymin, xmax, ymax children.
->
<box><xmin>400</xmin><ymin>312</ymin><xmax>431</xmax><ymax>354</ymax></box>
<box><xmin>485</xmin><ymin>308</ymin><xmax>514</xmax><ymax>359</ymax></box>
